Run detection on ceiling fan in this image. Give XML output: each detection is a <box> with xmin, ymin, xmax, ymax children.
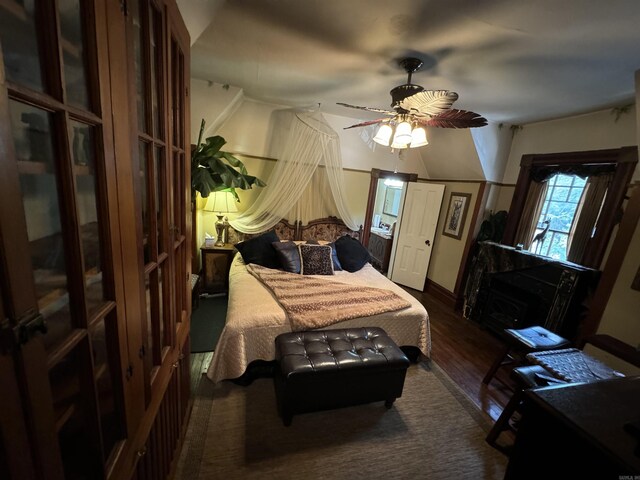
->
<box><xmin>337</xmin><ymin>57</ymin><xmax>487</xmax><ymax>149</ymax></box>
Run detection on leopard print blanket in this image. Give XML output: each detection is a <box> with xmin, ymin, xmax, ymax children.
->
<box><xmin>246</xmin><ymin>264</ymin><xmax>411</xmax><ymax>331</ymax></box>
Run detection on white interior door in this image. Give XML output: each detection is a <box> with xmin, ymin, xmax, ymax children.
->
<box><xmin>390</xmin><ymin>182</ymin><xmax>445</xmax><ymax>290</ymax></box>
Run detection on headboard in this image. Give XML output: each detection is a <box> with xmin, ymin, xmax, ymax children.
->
<box><xmin>230</xmin><ymin>216</ymin><xmax>362</xmax><ymax>244</ymax></box>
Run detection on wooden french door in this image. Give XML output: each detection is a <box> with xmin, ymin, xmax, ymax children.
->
<box><xmin>0</xmin><ymin>1</ymin><xmax>130</xmax><ymax>478</ymax></box>
<box><xmin>125</xmin><ymin>0</ymin><xmax>190</xmax><ymax>397</ymax></box>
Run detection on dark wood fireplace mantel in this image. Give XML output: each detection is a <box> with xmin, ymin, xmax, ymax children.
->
<box><xmin>464</xmin><ymin>242</ymin><xmax>599</xmax><ymax>340</ymax></box>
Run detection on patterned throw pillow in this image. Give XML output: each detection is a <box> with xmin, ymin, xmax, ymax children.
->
<box><xmin>299</xmin><ymin>244</ymin><xmax>334</xmax><ymax>275</ymax></box>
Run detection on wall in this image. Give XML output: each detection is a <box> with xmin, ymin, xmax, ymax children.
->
<box><xmin>424</xmin><ymin>181</ymin><xmax>481</xmax><ymax>292</ymax></box>
<box><xmin>191</xmin><ymin>79</ymin><xmax>244</xmax><ymax>143</ymax></box>
<box><xmin>493</xmin><ymin>185</ymin><xmax>515</xmax><ymax>214</ymax></box>
<box><xmin>584</xmin><ymin>71</ymin><xmax>640</xmax><ymax>373</ymax></box>
<box><xmin>587</xmin><ymin>184</ymin><xmax>640</xmax><ymax>375</ymax></box>
<box><xmin>502</xmin><ymin>105</ymin><xmax>637</xmax><ymax>184</ymax></box>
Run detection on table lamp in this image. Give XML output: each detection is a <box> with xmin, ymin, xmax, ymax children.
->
<box><xmin>203</xmin><ymin>191</ymin><xmax>238</xmax><ymax>246</ymax></box>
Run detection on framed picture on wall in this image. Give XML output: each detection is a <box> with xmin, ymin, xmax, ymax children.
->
<box><xmin>442</xmin><ymin>192</ymin><xmax>471</xmax><ymax>240</ymax></box>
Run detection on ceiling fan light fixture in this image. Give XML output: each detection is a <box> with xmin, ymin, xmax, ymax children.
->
<box><xmin>393</xmin><ymin>118</ymin><xmax>412</xmax><ymax>144</ymax></box>
<box><xmin>373</xmin><ymin>124</ymin><xmax>393</xmax><ymax>146</ymax></box>
<box><xmin>410</xmin><ymin>126</ymin><xmax>428</xmax><ymax>147</ymax></box>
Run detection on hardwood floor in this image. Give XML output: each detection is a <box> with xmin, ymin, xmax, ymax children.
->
<box><xmin>405</xmin><ymin>287</ymin><xmax>514</xmax><ymax>423</ymax></box>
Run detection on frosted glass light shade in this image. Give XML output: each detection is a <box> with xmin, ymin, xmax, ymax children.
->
<box><xmin>390</xmin><ymin>138</ymin><xmax>409</xmax><ymax>149</ymax></box>
<box><xmin>393</xmin><ymin>120</ymin><xmax>412</xmax><ymax>144</ymax></box>
<box><xmin>373</xmin><ymin>124</ymin><xmax>393</xmax><ymax>146</ymax></box>
<box><xmin>410</xmin><ymin>126</ymin><xmax>428</xmax><ymax>147</ymax></box>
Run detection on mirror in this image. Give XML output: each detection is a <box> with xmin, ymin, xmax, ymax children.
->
<box><xmin>383</xmin><ymin>187</ymin><xmax>401</xmax><ymax>217</ymax></box>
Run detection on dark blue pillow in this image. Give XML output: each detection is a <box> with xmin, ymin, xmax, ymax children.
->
<box><xmin>234</xmin><ymin>230</ymin><xmax>280</xmax><ymax>269</ymax></box>
<box><xmin>334</xmin><ymin>235</ymin><xmax>370</xmax><ymax>272</ymax></box>
<box><xmin>328</xmin><ymin>242</ymin><xmax>342</xmax><ymax>271</ymax></box>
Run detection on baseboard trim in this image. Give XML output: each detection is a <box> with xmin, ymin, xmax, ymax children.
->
<box><xmin>424</xmin><ymin>279</ymin><xmax>458</xmax><ymax>308</ymax></box>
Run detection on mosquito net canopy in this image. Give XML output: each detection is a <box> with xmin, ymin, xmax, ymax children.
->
<box><xmin>230</xmin><ymin>110</ymin><xmax>359</xmax><ymax>233</ymax></box>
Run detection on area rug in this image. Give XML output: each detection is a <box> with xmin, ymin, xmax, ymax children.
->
<box><xmin>190</xmin><ymin>296</ymin><xmax>227</xmax><ymax>353</ymax></box>
<box><xmin>175</xmin><ymin>360</ymin><xmax>507</xmax><ymax>479</ymax></box>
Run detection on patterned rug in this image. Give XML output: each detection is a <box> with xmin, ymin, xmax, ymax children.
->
<box><xmin>175</xmin><ymin>360</ymin><xmax>507</xmax><ymax>480</ymax></box>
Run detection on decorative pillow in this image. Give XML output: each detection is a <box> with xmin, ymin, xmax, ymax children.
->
<box><xmin>328</xmin><ymin>242</ymin><xmax>343</xmax><ymax>271</ymax></box>
<box><xmin>272</xmin><ymin>241</ymin><xmax>302</xmax><ymax>273</ymax></box>
<box><xmin>334</xmin><ymin>235</ymin><xmax>370</xmax><ymax>272</ymax></box>
<box><xmin>316</xmin><ymin>240</ymin><xmax>342</xmax><ymax>271</ymax></box>
<box><xmin>234</xmin><ymin>230</ymin><xmax>281</xmax><ymax>269</ymax></box>
<box><xmin>299</xmin><ymin>244</ymin><xmax>334</xmax><ymax>275</ymax></box>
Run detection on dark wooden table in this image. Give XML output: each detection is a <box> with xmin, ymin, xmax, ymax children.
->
<box><xmin>506</xmin><ymin>376</ymin><xmax>640</xmax><ymax>478</ymax></box>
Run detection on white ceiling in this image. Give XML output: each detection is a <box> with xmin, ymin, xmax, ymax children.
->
<box><xmin>188</xmin><ymin>0</ymin><xmax>640</xmax><ymax>125</ymax></box>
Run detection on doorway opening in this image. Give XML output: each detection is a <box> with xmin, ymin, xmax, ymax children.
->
<box><xmin>363</xmin><ymin>169</ymin><xmax>417</xmax><ymax>275</ymax></box>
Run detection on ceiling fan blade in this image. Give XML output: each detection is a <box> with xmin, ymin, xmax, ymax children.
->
<box><xmin>416</xmin><ymin>109</ymin><xmax>487</xmax><ymax>128</ymax></box>
<box><xmin>399</xmin><ymin>90</ymin><xmax>459</xmax><ymax>116</ymax></box>
<box><xmin>343</xmin><ymin>118</ymin><xmax>387</xmax><ymax>129</ymax></box>
<box><xmin>336</xmin><ymin>102</ymin><xmax>395</xmax><ymax>115</ymax></box>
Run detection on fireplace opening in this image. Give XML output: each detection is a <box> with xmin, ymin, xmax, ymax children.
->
<box><xmin>480</xmin><ymin>280</ymin><xmax>550</xmax><ymax>335</ymax></box>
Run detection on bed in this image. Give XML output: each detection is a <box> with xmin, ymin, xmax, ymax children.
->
<box><xmin>206</xmin><ymin>217</ymin><xmax>430</xmax><ymax>383</ymax></box>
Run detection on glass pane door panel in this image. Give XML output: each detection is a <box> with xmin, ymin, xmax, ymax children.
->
<box><xmin>58</xmin><ymin>0</ymin><xmax>90</xmax><ymax>109</ymax></box>
<box><xmin>172</xmin><ymin>152</ymin><xmax>183</xmax><ymax>237</ymax></box>
<box><xmin>10</xmin><ymin>101</ymin><xmax>72</xmax><ymax>350</ymax></box>
<box><xmin>154</xmin><ymin>146</ymin><xmax>165</xmax><ymax>254</ymax></box>
<box><xmin>174</xmin><ymin>243</ymin><xmax>184</xmax><ymax>324</ymax></box>
<box><xmin>0</xmin><ymin>1</ymin><xmax>44</xmax><ymax>90</ymax></box>
<box><xmin>158</xmin><ymin>262</ymin><xmax>166</xmax><ymax>347</ymax></box>
<box><xmin>139</xmin><ymin>141</ymin><xmax>151</xmax><ymax>264</ymax></box>
<box><xmin>145</xmin><ymin>272</ymin><xmax>162</xmax><ymax>367</ymax></box>
<box><xmin>149</xmin><ymin>5</ymin><xmax>162</xmax><ymax>138</ymax></box>
<box><xmin>90</xmin><ymin>316</ymin><xmax>125</xmax><ymax>459</ymax></box>
<box><xmin>144</xmin><ymin>273</ymin><xmax>154</xmax><ymax>364</ymax></box>
<box><xmin>70</xmin><ymin>121</ymin><xmax>108</xmax><ymax>317</ymax></box>
<box><xmin>51</xmin><ymin>345</ymin><xmax>102</xmax><ymax>479</ymax></box>
<box><xmin>131</xmin><ymin>0</ymin><xmax>147</xmax><ymax>133</ymax></box>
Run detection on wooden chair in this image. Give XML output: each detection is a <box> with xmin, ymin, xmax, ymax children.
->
<box><xmin>483</xmin><ymin>326</ymin><xmax>570</xmax><ymax>387</ymax></box>
<box><xmin>486</xmin><ymin>333</ymin><xmax>640</xmax><ymax>454</ymax></box>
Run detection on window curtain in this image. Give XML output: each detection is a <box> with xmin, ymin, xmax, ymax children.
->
<box><xmin>230</xmin><ymin>111</ymin><xmax>359</xmax><ymax>234</ymax></box>
<box><xmin>514</xmin><ymin>180</ymin><xmax>548</xmax><ymax>250</ymax></box>
<box><xmin>566</xmin><ymin>172</ymin><xmax>613</xmax><ymax>264</ymax></box>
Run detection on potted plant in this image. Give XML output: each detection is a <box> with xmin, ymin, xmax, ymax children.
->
<box><xmin>191</xmin><ymin>119</ymin><xmax>266</xmax><ymax>201</ymax></box>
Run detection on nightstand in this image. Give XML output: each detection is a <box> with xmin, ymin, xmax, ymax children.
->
<box><xmin>200</xmin><ymin>243</ymin><xmax>235</xmax><ymax>294</ymax></box>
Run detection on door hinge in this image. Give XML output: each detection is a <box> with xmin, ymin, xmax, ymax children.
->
<box><xmin>139</xmin><ymin>345</ymin><xmax>145</xmax><ymax>358</ymax></box>
<box><xmin>120</xmin><ymin>0</ymin><xmax>128</xmax><ymax>16</ymax></box>
<box><xmin>126</xmin><ymin>364</ymin><xmax>134</xmax><ymax>380</ymax></box>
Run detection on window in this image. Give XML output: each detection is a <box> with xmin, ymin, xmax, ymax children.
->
<box><xmin>530</xmin><ymin>174</ymin><xmax>586</xmax><ymax>261</ymax></box>
<box><xmin>502</xmin><ymin>147</ymin><xmax>637</xmax><ymax>268</ymax></box>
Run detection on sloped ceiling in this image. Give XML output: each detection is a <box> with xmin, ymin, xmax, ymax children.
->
<box><xmin>189</xmin><ymin>0</ymin><xmax>640</xmax><ymax>125</ymax></box>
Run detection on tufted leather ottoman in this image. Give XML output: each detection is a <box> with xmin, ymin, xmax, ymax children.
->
<box><xmin>274</xmin><ymin>327</ymin><xmax>410</xmax><ymax>426</ymax></box>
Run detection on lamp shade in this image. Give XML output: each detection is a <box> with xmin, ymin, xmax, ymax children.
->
<box><xmin>373</xmin><ymin>124</ymin><xmax>393</xmax><ymax>146</ymax></box>
<box><xmin>203</xmin><ymin>191</ymin><xmax>238</xmax><ymax>213</ymax></box>
<box><xmin>393</xmin><ymin>119</ymin><xmax>412</xmax><ymax>144</ymax></box>
<box><xmin>410</xmin><ymin>126</ymin><xmax>428</xmax><ymax>147</ymax></box>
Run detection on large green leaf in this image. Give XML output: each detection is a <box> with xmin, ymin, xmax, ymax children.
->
<box><xmin>191</xmin><ymin>120</ymin><xmax>266</xmax><ymax>201</ymax></box>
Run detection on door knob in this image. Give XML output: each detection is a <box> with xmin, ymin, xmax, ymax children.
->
<box><xmin>425</xmin><ymin>239</ymin><xmax>431</xmax><ymax>246</ymax></box>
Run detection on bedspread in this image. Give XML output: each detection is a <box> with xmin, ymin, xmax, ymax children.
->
<box><xmin>206</xmin><ymin>254</ymin><xmax>430</xmax><ymax>383</ymax></box>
